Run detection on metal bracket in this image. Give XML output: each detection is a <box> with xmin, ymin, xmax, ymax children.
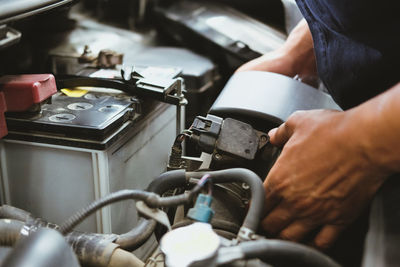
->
<box><xmin>0</xmin><ymin>25</ymin><xmax>21</xmax><ymax>50</ymax></box>
<box><xmin>136</xmin><ymin>201</ymin><xmax>172</xmax><ymax>231</ymax></box>
<box><xmin>237</xmin><ymin>226</ymin><xmax>257</xmax><ymax>241</ymax></box>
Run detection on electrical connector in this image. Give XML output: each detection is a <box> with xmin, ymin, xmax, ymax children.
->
<box><xmin>187</xmin><ymin>194</ymin><xmax>214</xmax><ymax>223</ymax></box>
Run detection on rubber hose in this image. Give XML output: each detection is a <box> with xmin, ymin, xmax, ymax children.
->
<box><xmin>114</xmin><ymin>219</ymin><xmax>157</xmax><ymax>251</ymax></box>
<box><xmin>147</xmin><ymin>169</ymin><xmax>187</xmax><ymax>194</ymax></box>
<box><xmin>239</xmin><ymin>239</ymin><xmax>341</xmax><ymax>267</ymax></box>
<box><xmin>115</xmin><ymin>170</ymin><xmax>187</xmax><ymax>250</ymax></box>
<box><xmin>0</xmin><ymin>205</ymin><xmax>32</xmax><ymax>222</ymax></box>
<box><xmin>186</xmin><ymin>168</ymin><xmax>264</xmax><ymax>232</ymax></box>
<box><xmin>60</xmin><ymin>190</ymin><xmax>155</xmax><ymax>235</ymax></box>
<box><xmin>172</xmin><ymin>218</ymin><xmax>239</xmax><ymax>234</ymax></box>
<box><xmin>0</xmin><ymin>219</ymin><xmax>24</xmax><ymax>246</ymax></box>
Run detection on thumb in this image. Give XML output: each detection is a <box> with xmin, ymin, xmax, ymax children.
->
<box><xmin>268</xmin><ymin>122</ymin><xmax>294</xmax><ymax>147</ymax></box>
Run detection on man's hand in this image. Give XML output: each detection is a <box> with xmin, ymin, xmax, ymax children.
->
<box><xmin>262</xmin><ymin>108</ymin><xmax>393</xmax><ymax>249</ymax></box>
<box><xmin>236</xmin><ymin>19</ymin><xmax>317</xmax><ymax>85</ymax></box>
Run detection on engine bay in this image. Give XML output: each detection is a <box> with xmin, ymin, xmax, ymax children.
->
<box><xmin>0</xmin><ymin>1</ymin><xmax>393</xmax><ymax>267</ymax></box>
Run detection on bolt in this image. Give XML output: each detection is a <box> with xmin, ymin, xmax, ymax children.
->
<box><xmin>261</xmin><ymin>135</ymin><xmax>268</xmax><ymax>143</ymax></box>
<box><xmin>214</xmin><ymin>153</ymin><xmax>222</xmax><ymax>160</ymax></box>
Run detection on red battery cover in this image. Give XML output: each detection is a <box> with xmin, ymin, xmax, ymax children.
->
<box><xmin>0</xmin><ymin>74</ymin><xmax>57</xmax><ymax>112</ymax></box>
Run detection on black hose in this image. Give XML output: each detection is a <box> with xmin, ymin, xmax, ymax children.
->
<box><xmin>61</xmin><ymin>171</ymin><xmax>192</xmax><ymax>235</ymax></box>
<box><xmin>186</xmin><ymin>168</ymin><xmax>264</xmax><ymax>232</ymax></box>
<box><xmin>60</xmin><ymin>190</ymin><xmax>155</xmax><ymax>235</ymax></box>
<box><xmin>0</xmin><ymin>219</ymin><xmax>24</xmax><ymax>246</ymax></box>
<box><xmin>114</xmin><ymin>219</ymin><xmax>157</xmax><ymax>251</ymax></box>
<box><xmin>115</xmin><ymin>169</ymin><xmax>187</xmax><ymax>250</ymax></box>
<box><xmin>147</xmin><ymin>169</ymin><xmax>187</xmax><ymax>194</ymax></box>
<box><xmin>172</xmin><ymin>218</ymin><xmax>240</xmax><ymax>234</ymax></box>
<box><xmin>237</xmin><ymin>239</ymin><xmax>341</xmax><ymax>267</ymax></box>
<box><xmin>0</xmin><ymin>205</ymin><xmax>32</xmax><ymax>222</ymax></box>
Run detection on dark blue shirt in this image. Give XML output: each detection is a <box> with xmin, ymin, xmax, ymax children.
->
<box><xmin>296</xmin><ymin>0</ymin><xmax>400</xmax><ymax>109</ymax></box>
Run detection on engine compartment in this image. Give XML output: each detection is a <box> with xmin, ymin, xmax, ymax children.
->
<box><xmin>0</xmin><ymin>1</ymin><xmax>391</xmax><ymax>266</ymax></box>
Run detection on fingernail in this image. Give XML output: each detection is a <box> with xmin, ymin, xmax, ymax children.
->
<box><xmin>268</xmin><ymin>128</ymin><xmax>277</xmax><ymax>137</ymax></box>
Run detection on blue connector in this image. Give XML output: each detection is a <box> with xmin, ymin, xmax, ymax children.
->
<box><xmin>187</xmin><ymin>194</ymin><xmax>214</xmax><ymax>223</ymax></box>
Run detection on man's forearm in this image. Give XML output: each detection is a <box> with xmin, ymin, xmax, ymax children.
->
<box><xmin>280</xmin><ymin>19</ymin><xmax>316</xmax><ymax>77</ymax></box>
<box><xmin>345</xmin><ymin>82</ymin><xmax>400</xmax><ymax>173</ymax></box>
<box><xmin>236</xmin><ymin>19</ymin><xmax>316</xmax><ymax>77</ymax></box>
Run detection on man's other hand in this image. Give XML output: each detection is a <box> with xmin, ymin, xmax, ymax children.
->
<box><xmin>262</xmin><ymin>109</ymin><xmax>389</xmax><ymax>249</ymax></box>
<box><xmin>236</xmin><ymin>19</ymin><xmax>317</xmax><ymax>85</ymax></box>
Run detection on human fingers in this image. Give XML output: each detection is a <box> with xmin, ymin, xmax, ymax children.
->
<box><xmin>313</xmin><ymin>224</ymin><xmax>345</xmax><ymax>250</ymax></box>
<box><xmin>262</xmin><ymin>191</ymin><xmax>281</xmax><ymax>215</ymax></box>
<box><xmin>278</xmin><ymin>220</ymin><xmax>318</xmax><ymax>242</ymax></box>
<box><xmin>263</xmin><ymin>172</ymin><xmax>282</xmax><ymax>214</ymax></box>
<box><xmin>268</xmin><ymin>125</ymin><xmax>290</xmax><ymax>147</ymax></box>
<box><xmin>236</xmin><ymin>51</ymin><xmax>284</xmax><ymax>73</ymax></box>
<box><xmin>268</xmin><ymin>111</ymin><xmax>305</xmax><ymax>146</ymax></box>
<box><xmin>261</xmin><ymin>204</ymin><xmax>294</xmax><ymax>236</ymax></box>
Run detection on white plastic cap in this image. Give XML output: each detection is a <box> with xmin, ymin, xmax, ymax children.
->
<box><xmin>160</xmin><ymin>222</ymin><xmax>220</xmax><ymax>267</ymax></box>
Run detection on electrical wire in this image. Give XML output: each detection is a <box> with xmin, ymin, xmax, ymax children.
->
<box><xmin>197</xmin><ymin>174</ymin><xmax>212</xmax><ymax>195</ymax></box>
<box><xmin>60</xmin><ymin>178</ymin><xmax>208</xmax><ymax>235</ymax></box>
<box><xmin>187</xmin><ymin>169</ymin><xmax>264</xmax><ymax>234</ymax></box>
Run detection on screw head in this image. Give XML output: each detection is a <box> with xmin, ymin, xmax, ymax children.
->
<box><xmin>242</xmin><ymin>183</ymin><xmax>250</xmax><ymax>190</ymax></box>
<box><xmin>214</xmin><ymin>153</ymin><xmax>222</xmax><ymax>160</ymax></box>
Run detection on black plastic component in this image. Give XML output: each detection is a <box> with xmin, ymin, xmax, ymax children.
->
<box><xmin>190</xmin><ymin>115</ymin><xmax>267</xmax><ymax>161</ymax></box>
<box><xmin>0</xmin><ymin>26</ymin><xmax>21</xmax><ymax>50</ymax></box>
<box><xmin>217</xmin><ymin>118</ymin><xmax>260</xmax><ymax>160</ymax></box>
<box><xmin>210</xmin><ymin>71</ymin><xmax>341</xmax><ymax>132</ymax></box>
<box><xmin>154</xmin><ymin>1</ymin><xmax>285</xmax><ymax>71</ymax></box>
<box><xmin>213</xmin><ymin>0</ymin><xmax>285</xmax><ymax>26</ymax></box>
<box><xmin>0</xmin><ymin>0</ymin><xmax>74</xmax><ymax>25</ymax></box>
<box><xmin>2</xmin><ymin>228</ymin><xmax>79</xmax><ymax>267</ymax></box>
<box><xmin>191</xmin><ymin>115</ymin><xmax>223</xmax><ymax>154</ymax></box>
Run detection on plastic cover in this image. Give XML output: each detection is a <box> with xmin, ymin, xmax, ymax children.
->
<box><xmin>0</xmin><ymin>0</ymin><xmax>73</xmax><ymax>25</ymax></box>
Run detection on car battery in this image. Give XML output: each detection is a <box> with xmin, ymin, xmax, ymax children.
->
<box><xmin>0</xmin><ymin>87</ymin><xmax>176</xmax><ymax>258</ymax></box>
<box><xmin>46</xmin><ymin>13</ymin><xmax>221</xmax><ymax>130</ymax></box>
